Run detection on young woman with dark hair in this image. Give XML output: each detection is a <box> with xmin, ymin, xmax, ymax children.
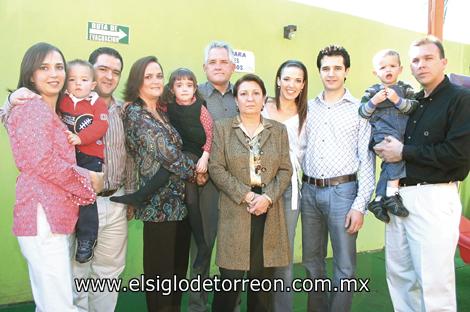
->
<box><xmin>262</xmin><ymin>60</ymin><xmax>308</xmax><ymax>312</ymax></box>
<box><xmin>5</xmin><ymin>42</ymin><xmax>100</xmax><ymax>311</ymax></box>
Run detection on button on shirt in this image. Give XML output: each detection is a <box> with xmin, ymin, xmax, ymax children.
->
<box><xmin>402</xmin><ymin>76</ymin><xmax>470</xmax><ymax>185</ymax></box>
<box><xmin>301</xmin><ymin>90</ymin><xmax>375</xmax><ymax>212</ymax></box>
<box><xmin>236</xmin><ymin>115</ymin><xmax>265</xmax><ymax>187</ymax></box>
<box><xmin>198</xmin><ymin>82</ymin><xmax>237</xmax><ymax>121</ymax></box>
<box><xmin>102</xmin><ymin>98</ymin><xmax>135</xmax><ymax>192</ymax></box>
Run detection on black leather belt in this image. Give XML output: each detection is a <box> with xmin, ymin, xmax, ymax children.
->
<box><xmin>399</xmin><ymin>180</ymin><xmax>426</xmax><ymax>187</ymax></box>
<box><xmin>399</xmin><ymin>180</ymin><xmax>453</xmax><ymax>187</ymax></box>
<box><xmin>98</xmin><ymin>189</ymin><xmax>118</xmax><ymax>197</ymax></box>
<box><xmin>302</xmin><ymin>174</ymin><xmax>357</xmax><ymax>188</ymax></box>
<box><xmin>251</xmin><ymin>186</ymin><xmax>263</xmax><ymax>195</ymax></box>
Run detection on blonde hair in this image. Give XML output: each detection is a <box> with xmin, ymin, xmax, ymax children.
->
<box><xmin>372</xmin><ymin>49</ymin><xmax>401</xmax><ymax>69</ymax></box>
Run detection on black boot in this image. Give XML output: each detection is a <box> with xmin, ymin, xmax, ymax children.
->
<box><xmin>76</xmin><ymin>239</ymin><xmax>97</xmax><ymax>263</ymax></box>
<box><xmin>110</xmin><ymin>167</ymin><xmax>171</xmax><ymax>208</ymax></box>
<box><xmin>383</xmin><ymin>193</ymin><xmax>409</xmax><ymax>217</ymax></box>
<box><xmin>367</xmin><ymin>198</ymin><xmax>390</xmax><ymax>223</ymax></box>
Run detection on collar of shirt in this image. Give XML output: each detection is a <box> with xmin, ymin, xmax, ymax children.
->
<box><xmin>415</xmin><ymin>75</ymin><xmax>449</xmax><ymax>100</ymax></box>
<box><xmin>233</xmin><ymin>114</ymin><xmax>273</xmax><ymax>138</ymax></box>
<box><xmin>314</xmin><ymin>88</ymin><xmax>356</xmax><ymax>107</ymax></box>
<box><xmin>108</xmin><ymin>96</ymin><xmax>124</xmax><ymax>115</ymax></box>
<box><xmin>201</xmin><ymin>81</ymin><xmax>234</xmax><ymax>97</ymax></box>
<box><xmin>66</xmin><ymin>90</ymin><xmax>99</xmax><ymax>106</ymax></box>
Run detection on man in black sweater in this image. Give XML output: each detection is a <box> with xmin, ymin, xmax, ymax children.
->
<box><xmin>375</xmin><ymin>36</ymin><xmax>470</xmax><ymax>312</ymax></box>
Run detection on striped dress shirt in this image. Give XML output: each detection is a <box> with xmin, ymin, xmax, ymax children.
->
<box><xmin>102</xmin><ymin>98</ymin><xmax>135</xmax><ymax>192</ymax></box>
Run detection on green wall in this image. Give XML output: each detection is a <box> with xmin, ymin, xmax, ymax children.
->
<box><xmin>1</xmin><ymin>0</ymin><xmax>469</xmax><ymax>305</ymax></box>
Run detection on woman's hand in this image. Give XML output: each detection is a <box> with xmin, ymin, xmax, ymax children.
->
<box><xmin>89</xmin><ymin>171</ymin><xmax>104</xmax><ymax>194</ymax></box>
<box><xmin>244</xmin><ymin>191</ymin><xmax>256</xmax><ymax>204</ymax></box>
<box><xmin>247</xmin><ymin>194</ymin><xmax>270</xmax><ymax>216</ymax></box>
<box><xmin>196</xmin><ymin>172</ymin><xmax>209</xmax><ymax>186</ymax></box>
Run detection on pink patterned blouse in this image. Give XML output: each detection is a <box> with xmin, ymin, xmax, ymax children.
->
<box><xmin>6</xmin><ymin>98</ymin><xmax>96</xmax><ymax>236</ymax></box>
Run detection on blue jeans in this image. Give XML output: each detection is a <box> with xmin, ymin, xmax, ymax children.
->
<box><xmin>301</xmin><ymin>181</ymin><xmax>358</xmax><ymax>312</ymax></box>
<box><xmin>370</xmin><ymin>106</ymin><xmax>408</xmax><ymax>197</ymax></box>
<box><xmin>75</xmin><ymin>151</ymin><xmax>102</xmax><ymax>241</ymax></box>
<box><xmin>375</xmin><ymin>161</ymin><xmax>406</xmax><ymax>196</ymax></box>
<box><xmin>272</xmin><ymin>186</ymin><xmax>300</xmax><ymax>312</ymax></box>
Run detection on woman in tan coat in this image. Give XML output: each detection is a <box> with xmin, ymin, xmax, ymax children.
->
<box><xmin>209</xmin><ymin>74</ymin><xmax>292</xmax><ymax>312</ymax></box>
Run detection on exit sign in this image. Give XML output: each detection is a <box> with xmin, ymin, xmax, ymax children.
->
<box><xmin>87</xmin><ymin>21</ymin><xmax>129</xmax><ymax>44</ymax></box>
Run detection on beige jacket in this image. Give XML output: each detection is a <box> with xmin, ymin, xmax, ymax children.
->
<box><xmin>209</xmin><ymin>116</ymin><xmax>292</xmax><ymax>270</ymax></box>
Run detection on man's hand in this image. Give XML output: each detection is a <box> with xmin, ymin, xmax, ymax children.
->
<box><xmin>65</xmin><ymin>130</ymin><xmax>82</xmax><ymax>145</ymax></box>
<box><xmin>10</xmin><ymin>87</ymin><xmax>40</xmax><ymax>106</ymax></box>
<box><xmin>373</xmin><ymin>136</ymin><xmax>403</xmax><ymax>162</ymax></box>
<box><xmin>370</xmin><ymin>89</ymin><xmax>387</xmax><ymax>105</ymax></box>
<box><xmin>127</xmin><ymin>205</ymin><xmax>135</xmax><ymax>221</ymax></box>
<box><xmin>386</xmin><ymin>88</ymin><xmax>400</xmax><ymax>105</ymax></box>
<box><xmin>345</xmin><ymin>209</ymin><xmax>364</xmax><ymax>234</ymax></box>
<box><xmin>89</xmin><ymin>171</ymin><xmax>104</xmax><ymax>194</ymax></box>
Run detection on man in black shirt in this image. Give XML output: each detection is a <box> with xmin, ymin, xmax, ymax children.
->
<box><xmin>375</xmin><ymin>36</ymin><xmax>470</xmax><ymax>311</ymax></box>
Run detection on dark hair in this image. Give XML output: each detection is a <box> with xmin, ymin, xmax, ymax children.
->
<box><xmin>274</xmin><ymin>60</ymin><xmax>308</xmax><ymax>134</ymax></box>
<box><xmin>161</xmin><ymin>68</ymin><xmax>203</xmax><ymax>106</ymax></box>
<box><xmin>123</xmin><ymin>56</ymin><xmax>162</xmax><ymax>103</ymax></box>
<box><xmin>67</xmin><ymin>59</ymin><xmax>95</xmax><ymax>80</ymax></box>
<box><xmin>411</xmin><ymin>35</ymin><xmax>445</xmax><ymax>59</ymax></box>
<box><xmin>316</xmin><ymin>45</ymin><xmax>351</xmax><ymax>70</ymax></box>
<box><xmin>233</xmin><ymin>74</ymin><xmax>266</xmax><ymax>98</ymax></box>
<box><xmin>88</xmin><ymin>47</ymin><xmax>124</xmax><ymax>71</ymax></box>
<box><xmin>16</xmin><ymin>42</ymin><xmax>66</xmax><ymax>102</ymax></box>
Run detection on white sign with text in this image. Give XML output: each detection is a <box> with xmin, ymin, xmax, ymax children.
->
<box><xmin>233</xmin><ymin>49</ymin><xmax>255</xmax><ymax>73</ymax></box>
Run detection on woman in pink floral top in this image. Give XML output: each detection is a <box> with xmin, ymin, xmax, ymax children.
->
<box><xmin>5</xmin><ymin>42</ymin><xmax>100</xmax><ymax>312</ymax></box>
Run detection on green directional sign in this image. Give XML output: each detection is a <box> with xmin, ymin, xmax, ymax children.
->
<box><xmin>87</xmin><ymin>21</ymin><xmax>129</xmax><ymax>44</ymax></box>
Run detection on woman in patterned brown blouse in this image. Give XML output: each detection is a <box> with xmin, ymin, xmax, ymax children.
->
<box><xmin>122</xmin><ymin>56</ymin><xmax>198</xmax><ymax>312</ymax></box>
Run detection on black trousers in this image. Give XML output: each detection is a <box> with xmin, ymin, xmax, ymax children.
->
<box><xmin>75</xmin><ymin>151</ymin><xmax>102</xmax><ymax>241</ymax></box>
<box><xmin>143</xmin><ymin>219</ymin><xmax>190</xmax><ymax>312</ymax></box>
<box><xmin>212</xmin><ymin>214</ymin><xmax>272</xmax><ymax>312</ymax></box>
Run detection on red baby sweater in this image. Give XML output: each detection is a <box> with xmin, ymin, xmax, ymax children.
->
<box><xmin>59</xmin><ymin>92</ymin><xmax>108</xmax><ymax>159</ymax></box>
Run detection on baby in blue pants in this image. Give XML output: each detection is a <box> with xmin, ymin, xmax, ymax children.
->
<box><xmin>359</xmin><ymin>49</ymin><xmax>418</xmax><ymax>223</ymax></box>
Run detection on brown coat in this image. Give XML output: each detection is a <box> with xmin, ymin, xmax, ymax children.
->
<box><xmin>209</xmin><ymin>116</ymin><xmax>292</xmax><ymax>271</ymax></box>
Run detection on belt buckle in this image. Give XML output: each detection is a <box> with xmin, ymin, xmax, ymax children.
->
<box><xmin>318</xmin><ymin>178</ymin><xmax>328</xmax><ymax>188</ymax></box>
<box><xmin>99</xmin><ymin>189</ymin><xmax>116</xmax><ymax>197</ymax></box>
